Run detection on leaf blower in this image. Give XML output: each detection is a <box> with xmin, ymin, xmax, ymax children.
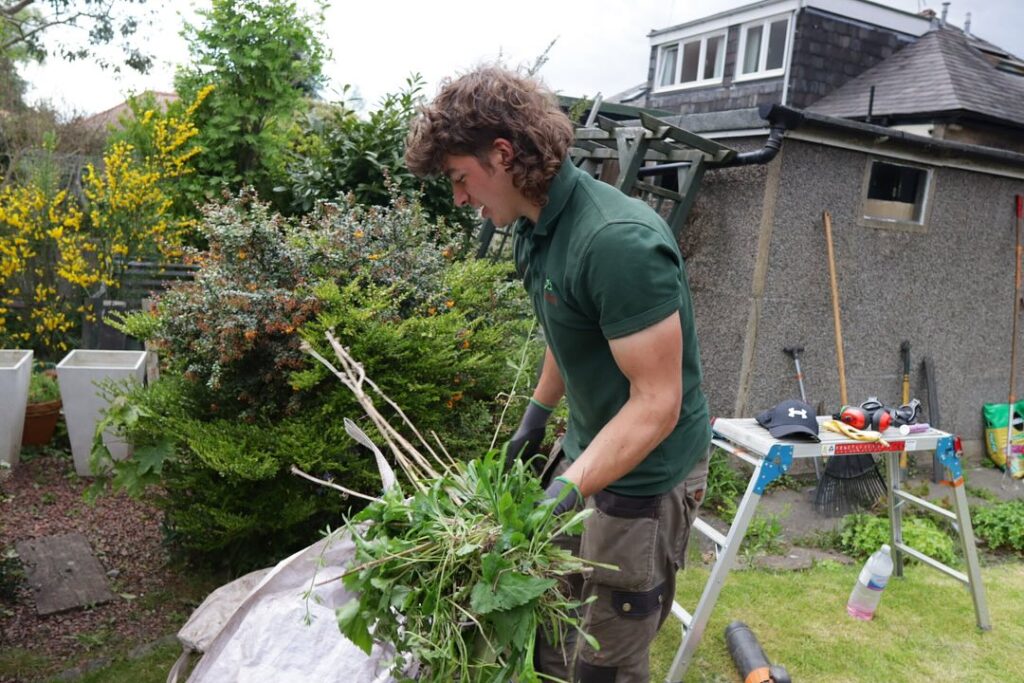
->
<box><xmin>724</xmin><ymin>621</ymin><xmax>791</xmax><ymax>683</ymax></box>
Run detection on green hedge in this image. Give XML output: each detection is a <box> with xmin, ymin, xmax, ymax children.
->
<box><xmin>100</xmin><ymin>192</ymin><xmax>537</xmax><ymax>570</ymax></box>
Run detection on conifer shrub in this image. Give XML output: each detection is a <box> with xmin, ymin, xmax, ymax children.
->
<box><xmin>102</xmin><ymin>190</ymin><xmax>535</xmax><ymax>569</ymax></box>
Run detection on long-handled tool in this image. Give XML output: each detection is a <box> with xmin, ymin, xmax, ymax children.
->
<box><xmin>922</xmin><ymin>356</ymin><xmax>943</xmax><ymax>483</ymax></box>
<box><xmin>784</xmin><ymin>345</ymin><xmax>822</xmax><ymax>480</ymax></box>
<box><xmin>899</xmin><ymin>341</ymin><xmax>911</xmax><ymax>475</ymax></box>
<box><xmin>824</xmin><ymin>211</ymin><xmax>848</xmax><ymax>406</ymax></box>
<box><xmin>1005</xmin><ymin>194</ymin><xmax>1024</xmax><ymax>486</ymax></box>
<box><xmin>815</xmin><ymin>211</ymin><xmax>886</xmax><ymax>516</ymax></box>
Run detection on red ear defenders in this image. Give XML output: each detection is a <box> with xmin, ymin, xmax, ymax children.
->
<box><xmin>836</xmin><ymin>397</ymin><xmax>892</xmax><ymax>431</ymax></box>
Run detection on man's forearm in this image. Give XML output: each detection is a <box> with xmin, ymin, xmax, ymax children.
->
<box><xmin>560</xmin><ymin>391</ymin><xmax>678</xmax><ymax>496</ymax></box>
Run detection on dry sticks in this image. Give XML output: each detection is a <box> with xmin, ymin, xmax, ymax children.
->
<box><xmin>299</xmin><ymin>332</ymin><xmax>458</xmax><ymax>492</ymax></box>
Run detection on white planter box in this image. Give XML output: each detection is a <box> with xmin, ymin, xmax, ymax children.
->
<box><xmin>56</xmin><ymin>350</ymin><xmax>148</xmax><ymax>477</ymax></box>
<box><xmin>0</xmin><ymin>350</ymin><xmax>33</xmax><ymax>469</ymax></box>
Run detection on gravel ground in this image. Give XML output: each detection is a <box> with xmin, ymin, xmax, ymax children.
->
<box><xmin>0</xmin><ymin>449</ymin><xmax>206</xmax><ymax>682</ymax></box>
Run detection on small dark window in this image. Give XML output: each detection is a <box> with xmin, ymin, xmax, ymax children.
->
<box><xmin>863</xmin><ymin>160</ymin><xmax>930</xmax><ymax>225</ymax></box>
<box><xmin>867</xmin><ymin>162</ymin><xmax>923</xmax><ymax>203</ymax></box>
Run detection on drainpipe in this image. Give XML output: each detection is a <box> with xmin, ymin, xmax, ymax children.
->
<box><xmin>718</xmin><ymin>125</ymin><xmax>786</xmax><ymax>167</ymax></box>
<box><xmin>636</xmin><ymin>104</ymin><xmax>803</xmax><ymax>177</ymax></box>
<box><xmin>716</xmin><ymin>104</ymin><xmax>804</xmax><ymax>167</ymax></box>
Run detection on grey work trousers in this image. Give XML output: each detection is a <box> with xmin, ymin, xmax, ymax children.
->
<box><xmin>535</xmin><ymin>450</ymin><xmax>708</xmax><ymax>683</ymax></box>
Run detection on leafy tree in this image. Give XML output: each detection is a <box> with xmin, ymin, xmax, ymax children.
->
<box><xmin>284</xmin><ymin>76</ymin><xmax>470</xmax><ymax>232</ymax></box>
<box><xmin>174</xmin><ymin>0</ymin><xmax>328</xmax><ymax>206</ymax></box>
<box><xmin>0</xmin><ymin>0</ymin><xmax>153</xmax><ymax>72</ymax></box>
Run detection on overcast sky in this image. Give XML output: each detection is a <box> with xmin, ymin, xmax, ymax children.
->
<box><xmin>19</xmin><ymin>0</ymin><xmax>1024</xmax><ymax>118</ymax></box>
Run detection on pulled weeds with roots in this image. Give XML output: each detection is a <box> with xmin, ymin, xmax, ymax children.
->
<box><xmin>296</xmin><ymin>331</ymin><xmax>608</xmax><ymax>682</ymax></box>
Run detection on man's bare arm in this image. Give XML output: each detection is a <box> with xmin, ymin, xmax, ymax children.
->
<box><xmin>560</xmin><ymin>312</ymin><xmax>683</xmax><ymax>496</ymax></box>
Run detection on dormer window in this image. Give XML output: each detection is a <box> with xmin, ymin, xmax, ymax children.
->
<box><xmin>736</xmin><ymin>14</ymin><xmax>790</xmax><ymax>81</ymax></box>
<box><xmin>655</xmin><ymin>30</ymin><xmax>727</xmax><ymax>91</ymax></box>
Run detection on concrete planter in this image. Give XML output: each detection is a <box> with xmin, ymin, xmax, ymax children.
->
<box><xmin>0</xmin><ymin>350</ymin><xmax>33</xmax><ymax>469</ymax></box>
<box><xmin>56</xmin><ymin>350</ymin><xmax>148</xmax><ymax>477</ymax></box>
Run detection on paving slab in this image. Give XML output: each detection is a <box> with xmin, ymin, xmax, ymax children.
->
<box><xmin>16</xmin><ymin>532</ymin><xmax>114</xmax><ymax>615</ymax></box>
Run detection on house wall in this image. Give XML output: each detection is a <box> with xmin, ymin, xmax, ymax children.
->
<box><xmin>683</xmin><ymin>135</ymin><xmax>1021</xmax><ymax>462</ymax></box>
<box><xmin>678</xmin><ymin>139</ymin><xmax>771</xmax><ymax>420</ymax></box>
<box><xmin>787</xmin><ymin>8</ymin><xmax>914</xmax><ymax>109</ymax></box>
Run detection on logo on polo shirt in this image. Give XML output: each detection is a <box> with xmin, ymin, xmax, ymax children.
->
<box><xmin>543</xmin><ymin>278</ymin><xmax>558</xmax><ymax>306</ymax></box>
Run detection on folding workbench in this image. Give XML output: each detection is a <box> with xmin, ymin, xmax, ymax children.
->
<box><xmin>666</xmin><ymin>417</ymin><xmax>991</xmax><ymax>682</ymax></box>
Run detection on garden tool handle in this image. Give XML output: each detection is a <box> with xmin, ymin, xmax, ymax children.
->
<box><xmin>900</xmin><ymin>341</ymin><xmax>911</xmax><ymax>469</ymax></box>
<box><xmin>783</xmin><ymin>346</ymin><xmax>807</xmax><ymax>403</ymax></box>
<box><xmin>823</xmin><ymin>211</ymin><xmax>848</xmax><ymax>405</ymax></box>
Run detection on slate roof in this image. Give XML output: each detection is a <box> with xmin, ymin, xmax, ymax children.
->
<box><xmin>807</xmin><ymin>27</ymin><xmax>1024</xmax><ymax>129</ymax></box>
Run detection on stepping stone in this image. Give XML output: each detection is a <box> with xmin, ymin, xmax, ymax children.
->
<box><xmin>15</xmin><ymin>533</ymin><xmax>114</xmax><ymax>615</ymax></box>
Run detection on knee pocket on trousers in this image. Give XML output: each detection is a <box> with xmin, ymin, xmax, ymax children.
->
<box><xmin>575</xmin><ymin>659</ymin><xmax>618</xmax><ymax>683</ymax></box>
<box><xmin>580</xmin><ymin>491</ymin><xmax>660</xmax><ymax>589</ymax></box>
<box><xmin>611</xmin><ymin>581</ymin><xmax>667</xmax><ymax>620</ymax></box>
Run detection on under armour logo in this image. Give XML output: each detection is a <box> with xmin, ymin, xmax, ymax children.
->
<box><xmin>788</xmin><ymin>407</ymin><xmax>807</xmax><ymax>419</ymax></box>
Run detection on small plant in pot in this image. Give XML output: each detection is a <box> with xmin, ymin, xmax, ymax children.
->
<box><xmin>22</xmin><ymin>368</ymin><xmax>62</xmax><ymax>446</ymax></box>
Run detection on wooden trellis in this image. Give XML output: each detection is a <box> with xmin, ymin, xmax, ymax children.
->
<box><xmin>477</xmin><ymin>113</ymin><xmax>739</xmax><ymax>258</ymax></box>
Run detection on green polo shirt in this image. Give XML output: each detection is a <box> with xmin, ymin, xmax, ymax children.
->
<box><xmin>513</xmin><ymin>160</ymin><xmax>710</xmax><ymax>496</ymax></box>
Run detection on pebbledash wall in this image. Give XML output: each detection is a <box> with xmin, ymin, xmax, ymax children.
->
<box><xmin>676</xmin><ymin>115</ymin><xmax>1024</xmax><ymax>463</ymax></box>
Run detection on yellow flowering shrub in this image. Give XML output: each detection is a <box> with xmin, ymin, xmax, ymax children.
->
<box><xmin>0</xmin><ymin>185</ymin><xmax>96</xmax><ymax>354</ymax></box>
<box><xmin>84</xmin><ymin>85</ymin><xmax>214</xmax><ymax>292</ymax></box>
<box><xmin>0</xmin><ymin>86</ymin><xmax>213</xmax><ymax>357</ymax></box>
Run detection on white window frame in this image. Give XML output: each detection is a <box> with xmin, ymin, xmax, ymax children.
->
<box><xmin>734</xmin><ymin>13</ymin><xmax>791</xmax><ymax>82</ymax></box>
<box><xmin>653</xmin><ymin>29</ymin><xmax>728</xmax><ymax>93</ymax></box>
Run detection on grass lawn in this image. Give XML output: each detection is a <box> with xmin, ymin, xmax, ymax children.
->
<box><xmin>59</xmin><ymin>558</ymin><xmax>1023</xmax><ymax>682</ymax></box>
<box><xmin>651</xmin><ymin>559</ymin><xmax>1024</xmax><ymax>682</ymax></box>
<box><xmin>53</xmin><ymin>641</ymin><xmax>183</xmax><ymax>683</ymax></box>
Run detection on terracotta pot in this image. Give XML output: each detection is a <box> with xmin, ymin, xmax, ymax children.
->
<box><xmin>22</xmin><ymin>398</ymin><xmax>62</xmax><ymax>446</ymax></box>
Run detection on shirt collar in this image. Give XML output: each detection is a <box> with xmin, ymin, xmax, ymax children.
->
<box><xmin>531</xmin><ymin>158</ymin><xmax>580</xmax><ymax>237</ymax></box>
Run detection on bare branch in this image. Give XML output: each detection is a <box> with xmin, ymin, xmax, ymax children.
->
<box><xmin>289</xmin><ymin>465</ymin><xmax>381</xmax><ymax>504</ymax></box>
<box><xmin>0</xmin><ymin>0</ymin><xmax>35</xmax><ymax>18</ymax></box>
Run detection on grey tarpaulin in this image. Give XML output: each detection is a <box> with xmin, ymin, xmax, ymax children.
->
<box><xmin>167</xmin><ymin>529</ymin><xmax>413</xmax><ymax>683</ymax></box>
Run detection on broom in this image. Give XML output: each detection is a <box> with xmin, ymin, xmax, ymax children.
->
<box><xmin>814</xmin><ymin>211</ymin><xmax>886</xmax><ymax>517</ymax></box>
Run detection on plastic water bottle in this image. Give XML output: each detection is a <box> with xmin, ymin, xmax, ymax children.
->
<box><xmin>846</xmin><ymin>544</ymin><xmax>894</xmax><ymax>621</ymax></box>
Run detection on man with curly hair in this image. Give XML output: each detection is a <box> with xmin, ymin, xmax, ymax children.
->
<box><xmin>406</xmin><ymin>65</ymin><xmax>710</xmax><ymax>683</ymax></box>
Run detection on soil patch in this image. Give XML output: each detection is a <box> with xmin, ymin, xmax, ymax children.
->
<box><xmin>0</xmin><ymin>449</ymin><xmax>209</xmax><ymax>682</ymax></box>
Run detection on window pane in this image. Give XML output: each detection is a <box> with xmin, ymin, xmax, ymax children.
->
<box><xmin>865</xmin><ymin>161</ymin><xmax>928</xmax><ymax>223</ymax></box>
<box><xmin>868</xmin><ymin>162</ymin><xmax>924</xmax><ymax>203</ymax></box>
<box><xmin>681</xmin><ymin>40</ymin><xmax>700</xmax><ymax>82</ymax></box>
<box><xmin>767</xmin><ymin>19</ymin><xmax>788</xmax><ymax>70</ymax></box>
<box><xmin>743</xmin><ymin>25</ymin><xmax>763</xmax><ymax>74</ymax></box>
<box><xmin>659</xmin><ymin>45</ymin><xmax>678</xmax><ymax>86</ymax></box>
<box><xmin>704</xmin><ymin>35</ymin><xmax>724</xmax><ymax>80</ymax></box>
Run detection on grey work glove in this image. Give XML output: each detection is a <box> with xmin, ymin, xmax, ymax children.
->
<box><xmin>543</xmin><ymin>476</ymin><xmax>583</xmax><ymax>516</ymax></box>
<box><xmin>502</xmin><ymin>399</ymin><xmax>553</xmax><ymax>472</ymax></box>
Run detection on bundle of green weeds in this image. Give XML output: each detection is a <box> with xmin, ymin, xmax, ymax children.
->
<box><xmin>301</xmin><ymin>333</ymin><xmax>596</xmax><ymax>682</ymax></box>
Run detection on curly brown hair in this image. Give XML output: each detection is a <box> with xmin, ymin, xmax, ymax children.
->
<box><xmin>405</xmin><ymin>65</ymin><xmax>575</xmax><ymax>205</ymax></box>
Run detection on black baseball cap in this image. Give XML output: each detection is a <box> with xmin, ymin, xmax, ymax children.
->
<box><xmin>756</xmin><ymin>400</ymin><xmax>820</xmax><ymax>441</ymax></box>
